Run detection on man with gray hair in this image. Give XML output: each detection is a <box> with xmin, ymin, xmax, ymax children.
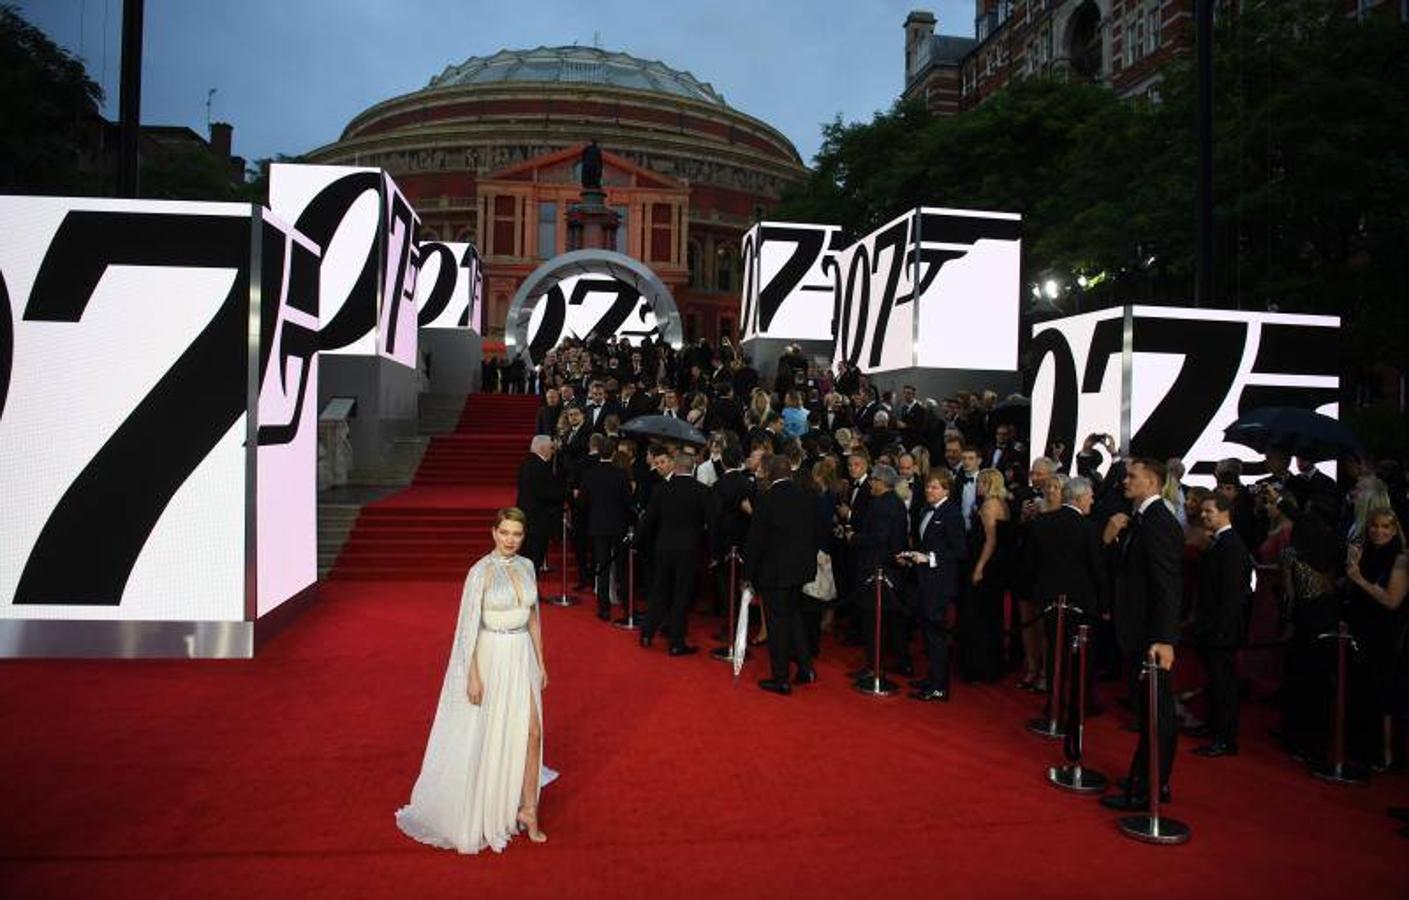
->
<box><xmin>1023</xmin><ymin>473</ymin><xmax>1107</xmax><ymax>706</ymax></box>
<box><xmin>516</xmin><ymin>434</ymin><xmax>566</xmax><ymax>571</ymax></box>
<box><xmin>846</xmin><ymin>462</ymin><xmax>913</xmax><ymax>681</ymax></box>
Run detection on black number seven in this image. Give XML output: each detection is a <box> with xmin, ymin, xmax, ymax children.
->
<box><xmin>381</xmin><ymin>190</ymin><xmax>417</xmax><ymax>356</ymax></box>
<box><xmin>15</xmin><ymin>211</ymin><xmax>250</xmax><ymax>605</ymax></box>
<box><xmin>757</xmin><ymin>226</ymin><xmax>826</xmax><ymax>334</ymax></box>
<box><xmin>866</xmin><ymin>219</ymin><xmax>910</xmax><ymax>369</ymax></box>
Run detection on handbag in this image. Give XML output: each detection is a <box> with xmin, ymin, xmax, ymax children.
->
<box><xmin>803</xmin><ymin>550</ymin><xmax>838</xmax><ymax>602</ymax></box>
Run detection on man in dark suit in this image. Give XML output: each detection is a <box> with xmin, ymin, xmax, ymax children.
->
<box><xmin>744</xmin><ymin>455</ymin><xmax>820</xmax><ymax>695</ymax></box>
<box><xmin>846</xmin><ymin>464</ymin><xmax>912</xmax><ymax>680</ymax></box>
<box><xmin>1100</xmin><ymin>458</ymin><xmax>1184</xmax><ymax>812</ymax></box>
<box><xmin>703</xmin><ymin>382</ymin><xmax>745</xmax><ymax>437</ymax></box>
<box><xmin>582</xmin><ymin>380</ymin><xmax>621</xmax><ymax>434</ymax></box>
<box><xmin>895</xmin><ymin>384</ymin><xmax>927</xmax><ymax>441</ymax></box>
<box><xmin>710</xmin><ymin>444</ymin><xmax>755</xmax><ymax>615</ymax></box>
<box><xmin>515</xmin><ymin>435</ymin><xmax>566</xmax><ymax>571</ymax></box>
<box><xmin>635</xmin><ymin>453</ymin><xmax>710</xmax><ymax>655</ymax></box>
<box><xmin>903</xmin><ymin>470</ymin><xmax>967</xmax><ymax>700</ymax></box>
<box><xmin>579</xmin><ymin>434</ymin><xmax>634</xmax><ymax>620</ymax></box>
<box><xmin>1025</xmin><ymin>475</ymin><xmax>1107</xmax><ymax>706</ymax></box>
<box><xmin>558</xmin><ymin>404</ymin><xmax>594</xmax><ymax>587</ymax></box>
<box><xmin>1192</xmin><ymin>492</ymin><xmax>1251</xmax><ymax>757</ymax></box>
<box><xmin>536</xmin><ymin>388</ymin><xmax>563</xmax><ymax>436</ymax></box>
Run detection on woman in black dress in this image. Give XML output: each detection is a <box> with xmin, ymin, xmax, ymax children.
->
<box><xmin>959</xmin><ymin>468</ymin><xmax>1015</xmax><ymax>683</ymax></box>
<box><xmin>1346</xmin><ymin>508</ymin><xmax>1408</xmax><ymax>771</ymax></box>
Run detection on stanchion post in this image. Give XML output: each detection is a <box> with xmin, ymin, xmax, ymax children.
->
<box><xmin>1049</xmin><ymin>624</ymin><xmax>1107</xmax><ymax>793</ymax></box>
<box><xmin>1118</xmin><ymin>649</ymin><xmax>1191</xmax><ymax>844</ymax></box>
<box><xmin>545</xmin><ymin>501</ymin><xmax>577</xmax><ymax>607</ymax></box>
<box><xmin>1028</xmin><ymin>594</ymin><xmax>1076</xmax><ymax>739</ymax></box>
<box><xmin>712</xmin><ymin>546</ymin><xmax>744</xmax><ymax>662</ymax></box>
<box><xmin>1312</xmin><ymin>620</ymin><xmax>1368</xmax><ymax>785</ymax></box>
<box><xmin>613</xmin><ymin>532</ymin><xmax>639</xmax><ymax>630</ymax></box>
<box><xmin>854</xmin><ymin>567</ymin><xmax>897</xmax><ymax>696</ymax></box>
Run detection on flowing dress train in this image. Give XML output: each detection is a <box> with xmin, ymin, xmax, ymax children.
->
<box><xmin>395</xmin><ymin>552</ymin><xmax>555</xmax><ymax>853</ymax></box>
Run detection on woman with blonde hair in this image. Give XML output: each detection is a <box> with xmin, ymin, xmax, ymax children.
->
<box><xmin>960</xmin><ymin>468</ymin><xmax>1014</xmax><ymax>683</ymax></box>
<box><xmin>1350</xmin><ymin>476</ymin><xmax>1394</xmax><ymax>543</ymax></box>
<box><xmin>749</xmin><ymin>388</ymin><xmax>773</xmax><ymax>423</ymax></box>
<box><xmin>686</xmin><ymin>393</ymin><xmax>708</xmax><ymax>428</ymax></box>
<box><xmin>396</xmin><ymin>507</ymin><xmax>555</xmax><ymax>852</ymax></box>
<box><xmin>1162</xmin><ymin>458</ymin><xmax>1187</xmax><ymax>526</ymax></box>
<box><xmin>1346</xmin><ymin>507</ymin><xmax>1408</xmax><ymax>771</ymax></box>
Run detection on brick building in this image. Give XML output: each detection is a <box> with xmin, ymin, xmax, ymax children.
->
<box><xmin>304</xmin><ymin>46</ymin><xmax>807</xmax><ymax>348</ymax></box>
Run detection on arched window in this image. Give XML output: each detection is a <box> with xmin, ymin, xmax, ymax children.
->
<box><xmin>716</xmin><ymin>246</ymin><xmax>735</xmax><ymax>293</ymax></box>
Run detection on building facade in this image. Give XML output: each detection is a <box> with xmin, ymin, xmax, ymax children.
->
<box><xmin>903</xmin><ymin>1</ymin><xmax>1196</xmax><ymax>114</ymax></box>
<box><xmin>304</xmin><ymin>46</ymin><xmax>808</xmax><ymax>348</ymax></box>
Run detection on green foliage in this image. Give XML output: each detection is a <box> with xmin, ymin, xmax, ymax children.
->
<box><xmin>0</xmin><ymin>4</ymin><xmax>104</xmax><ymax>194</ymax></box>
<box><xmin>777</xmin><ymin>0</ymin><xmax>1408</xmax><ymax>365</ymax></box>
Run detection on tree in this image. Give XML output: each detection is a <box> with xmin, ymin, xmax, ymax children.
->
<box><xmin>0</xmin><ymin>5</ymin><xmax>104</xmax><ymax>195</ymax></box>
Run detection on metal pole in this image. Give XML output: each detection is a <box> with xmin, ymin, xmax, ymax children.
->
<box><xmin>1118</xmin><ymin>650</ymin><xmax>1191</xmax><ymax>844</ymax></box>
<box><xmin>712</xmin><ymin>546</ymin><xmax>743</xmax><ymax>662</ymax></box>
<box><xmin>854</xmin><ymin>568</ymin><xmax>896</xmax><ymax>696</ymax></box>
<box><xmin>117</xmin><ymin>0</ymin><xmax>145</xmax><ymax>198</ymax></box>
<box><xmin>1312</xmin><ymin>621</ymin><xmax>1368</xmax><ymax>785</ymax></box>
<box><xmin>545</xmin><ymin>502</ymin><xmax>576</xmax><ymax>607</ymax></box>
<box><xmin>1194</xmin><ymin>0</ymin><xmax>1214</xmax><ymax>307</ymax></box>
<box><xmin>613</xmin><ymin>539</ymin><xmax>639</xmax><ymax>630</ymax></box>
<box><xmin>1049</xmin><ymin>624</ymin><xmax>1107</xmax><ymax>792</ymax></box>
<box><xmin>1028</xmin><ymin>594</ymin><xmax>1071</xmax><ymax>739</ymax></box>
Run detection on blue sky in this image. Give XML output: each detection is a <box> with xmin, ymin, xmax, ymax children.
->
<box><xmin>21</xmin><ymin>0</ymin><xmax>974</xmax><ymax>167</ymax></box>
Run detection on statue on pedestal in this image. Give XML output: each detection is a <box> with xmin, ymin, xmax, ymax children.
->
<box><xmin>580</xmin><ymin>140</ymin><xmax>602</xmax><ymax>190</ymax></box>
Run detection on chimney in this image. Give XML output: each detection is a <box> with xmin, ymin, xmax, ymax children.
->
<box><xmin>904</xmin><ymin>10</ymin><xmax>937</xmax><ymax>81</ymax></box>
<box><xmin>208</xmin><ymin>121</ymin><xmax>233</xmax><ymax>160</ymax></box>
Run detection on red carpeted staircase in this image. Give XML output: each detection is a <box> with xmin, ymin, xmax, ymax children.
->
<box><xmin>329</xmin><ymin>393</ymin><xmax>550</xmax><ymax>581</ymax></box>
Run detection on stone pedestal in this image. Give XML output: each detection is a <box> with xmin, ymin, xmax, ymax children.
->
<box><xmin>567</xmin><ymin>187</ymin><xmax>621</xmax><ymax>251</ymax></box>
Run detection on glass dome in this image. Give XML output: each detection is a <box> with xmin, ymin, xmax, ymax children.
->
<box><xmin>428</xmin><ymin>46</ymin><xmax>728</xmax><ymax>108</ymax></box>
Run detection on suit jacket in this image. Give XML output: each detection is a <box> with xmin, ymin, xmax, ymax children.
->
<box><xmin>582</xmin><ymin>401</ymin><xmax>620</xmax><ymax>434</ymax></box>
<box><xmin>1024</xmin><ymin>505</ymin><xmax>1106</xmax><ymax>614</ymax></box>
<box><xmin>1194</xmin><ymin>527</ymin><xmax>1251</xmax><ymax>648</ymax></box>
<box><xmin>578</xmin><ymin>459</ymin><xmax>634</xmax><ymax>537</ymax></box>
<box><xmin>912</xmin><ymin>498</ymin><xmax>967</xmax><ymax>599</ymax></box>
<box><xmin>515</xmin><ymin>455</ymin><xmax>566</xmax><ymax>529</ymax></box>
<box><xmin>851</xmin><ymin>490</ymin><xmax>908</xmax><ymax>579</ymax></box>
<box><xmin>635</xmin><ymin>474</ymin><xmax>709</xmax><ymax>556</ymax></box>
<box><xmin>560</xmin><ymin>425</ymin><xmax>591</xmax><ymax>484</ymax></box>
<box><xmin>711</xmin><ymin>468</ymin><xmax>755</xmax><ymax>556</ymax></box>
<box><xmin>743</xmin><ymin>479</ymin><xmax>819</xmax><ymax>589</ymax></box>
<box><xmin>535</xmin><ymin>403</ymin><xmax>563</xmax><ymax>436</ymax></box>
<box><xmin>704</xmin><ymin>396</ymin><xmax>745</xmax><ymax>436</ymax></box>
<box><xmin>1114</xmin><ymin>499</ymin><xmax>1184</xmax><ymax>652</ymax></box>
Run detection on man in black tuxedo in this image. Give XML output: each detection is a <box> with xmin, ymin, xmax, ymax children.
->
<box><xmin>1191</xmin><ymin>492</ymin><xmax>1251</xmax><ymax>757</ymax></box>
<box><xmin>558</xmin><ymin>404</ymin><xmax>594</xmax><ymax>587</ymax></box>
<box><xmin>846</xmin><ymin>464</ymin><xmax>912</xmax><ymax>680</ymax></box>
<box><xmin>704</xmin><ymin>381</ymin><xmax>745</xmax><ymax>436</ymax></box>
<box><xmin>579</xmin><ymin>434</ymin><xmax>634</xmax><ymax>620</ymax></box>
<box><xmin>744</xmin><ymin>455</ymin><xmax>820</xmax><ymax>695</ymax></box>
<box><xmin>635</xmin><ymin>453</ymin><xmax>710</xmax><ymax>655</ymax></box>
<box><xmin>895</xmin><ymin>384</ymin><xmax>927</xmax><ymax>441</ymax></box>
<box><xmin>536</xmin><ymin>388</ymin><xmax>563</xmax><ymax>436</ymax></box>
<box><xmin>903</xmin><ymin>470</ymin><xmax>967</xmax><ymax>700</ymax></box>
<box><xmin>583</xmin><ymin>380</ymin><xmax>620</xmax><ymax>434</ymax></box>
<box><xmin>1100</xmin><ymin>458</ymin><xmax>1184</xmax><ymax>812</ymax></box>
<box><xmin>515</xmin><ymin>435</ymin><xmax>566</xmax><ymax>571</ymax></box>
<box><xmin>1025</xmin><ymin>475</ymin><xmax>1107</xmax><ymax>705</ymax></box>
<box><xmin>709</xmin><ymin>444</ymin><xmax>755</xmax><ymax>615</ymax></box>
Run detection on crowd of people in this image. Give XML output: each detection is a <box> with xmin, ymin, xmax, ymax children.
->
<box><xmin>511</xmin><ymin>332</ymin><xmax>1408</xmax><ymax>826</ymax></box>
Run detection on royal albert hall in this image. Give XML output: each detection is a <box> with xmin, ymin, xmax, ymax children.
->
<box><xmin>305</xmin><ymin>45</ymin><xmax>808</xmax><ymax>350</ymax></box>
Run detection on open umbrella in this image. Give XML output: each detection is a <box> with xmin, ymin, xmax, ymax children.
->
<box><xmin>620</xmin><ymin>414</ymin><xmax>708</xmax><ymax>446</ymax></box>
<box><xmin>1222</xmin><ymin>407</ymin><xmax>1362</xmax><ymax>462</ymax></box>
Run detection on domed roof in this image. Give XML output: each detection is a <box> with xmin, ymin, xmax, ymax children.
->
<box><xmin>428</xmin><ymin>46</ymin><xmax>728</xmax><ymax>108</ymax></box>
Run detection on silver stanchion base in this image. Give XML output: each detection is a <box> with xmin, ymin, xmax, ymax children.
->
<box><xmin>1118</xmin><ymin>814</ymin><xmax>1191</xmax><ymax>844</ymax></box>
<box><xmin>1310</xmin><ymin>761</ymin><xmax>1369</xmax><ymax>786</ymax></box>
<box><xmin>710</xmin><ymin>646</ymin><xmax>743</xmax><ymax>662</ymax></box>
<box><xmin>1026</xmin><ymin>716</ymin><xmax>1065</xmax><ymax>739</ymax></box>
<box><xmin>854</xmin><ymin>675</ymin><xmax>898</xmax><ymax>697</ymax></box>
<box><xmin>1049</xmin><ymin>764</ymin><xmax>1108</xmax><ymax>794</ymax></box>
<box><xmin>612</xmin><ymin>615</ymin><xmax>639</xmax><ymax>631</ymax></box>
<box><xmin>544</xmin><ymin>594</ymin><xmax>577</xmax><ymax>607</ymax></box>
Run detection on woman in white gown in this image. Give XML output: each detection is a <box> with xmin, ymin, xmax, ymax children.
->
<box><xmin>395</xmin><ymin>507</ymin><xmax>551</xmax><ymax>851</ymax></box>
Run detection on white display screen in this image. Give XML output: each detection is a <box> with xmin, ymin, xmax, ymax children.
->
<box><xmin>912</xmin><ymin>207</ymin><xmax>1021</xmax><ymax>372</ymax></box>
<box><xmin>525</xmin><ymin>274</ymin><xmax>661</xmax><ymax>360</ymax></box>
<box><xmin>1030</xmin><ymin>306</ymin><xmax>1340</xmax><ymax>485</ymax></box>
<box><xmin>740</xmin><ymin>221</ymin><xmax>842</xmax><ymax>342</ymax></box>
<box><xmin>415</xmin><ymin>241</ymin><xmax>480</xmax><ymax>331</ymax></box>
<box><xmin>379</xmin><ymin>172</ymin><xmax>420</xmax><ymax>368</ymax></box>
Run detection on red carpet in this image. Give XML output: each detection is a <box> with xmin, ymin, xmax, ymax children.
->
<box><xmin>2</xmin><ymin>396</ymin><xmax>1406</xmax><ymax>897</ymax></box>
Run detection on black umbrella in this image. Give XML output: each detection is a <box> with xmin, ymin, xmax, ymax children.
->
<box><xmin>1222</xmin><ymin>407</ymin><xmax>1361</xmax><ymax>461</ymax></box>
<box><xmin>620</xmin><ymin>414</ymin><xmax>708</xmax><ymax>446</ymax></box>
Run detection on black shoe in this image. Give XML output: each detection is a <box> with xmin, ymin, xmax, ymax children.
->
<box><xmin>1100</xmin><ymin>786</ymin><xmax>1172</xmax><ymax>811</ymax></box>
<box><xmin>793</xmin><ymin>669</ymin><xmax>818</xmax><ymax>685</ymax></box>
<box><xmin>639</xmin><ymin>633</ymin><xmax>654</xmax><ymax>649</ymax></box>
<box><xmin>758</xmin><ymin>678</ymin><xmax>792</xmax><ymax>696</ymax></box>
<box><xmin>847</xmin><ymin>667</ymin><xmax>875</xmax><ymax>681</ymax></box>
<box><xmin>909</xmin><ymin>687</ymin><xmax>949</xmax><ymax>702</ymax></box>
<box><xmin>668</xmin><ymin>644</ymin><xmax>699</xmax><ymax>657</ymax></box>
<box><xmin>1192</xmin><ymin>741</ymin><xmax>1239</xmax><ymax>758</ymax></box>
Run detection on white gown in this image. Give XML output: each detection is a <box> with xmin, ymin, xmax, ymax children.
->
<box><xmin>395</xmin><ymin>552</ymin><xmax>556</xmax><ymax>853</ymax></box>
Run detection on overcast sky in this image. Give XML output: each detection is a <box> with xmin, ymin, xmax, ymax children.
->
<box><xmin>22</xmin><ymin>0</ymin><xmax>974</xmax><ymax>167</ymax></box>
